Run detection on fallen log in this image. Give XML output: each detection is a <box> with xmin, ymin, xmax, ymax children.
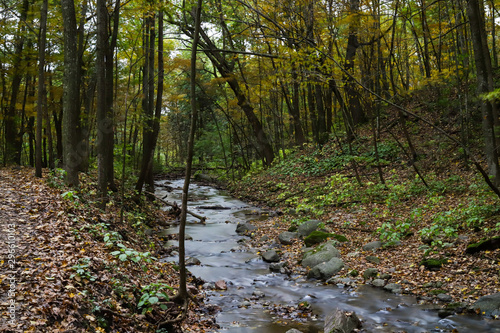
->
<box><xmin>146</xmin><ymin>192</ymin><xmax>206</xmax><ymax>223</ymax></box>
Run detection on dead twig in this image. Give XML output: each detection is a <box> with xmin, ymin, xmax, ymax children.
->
<box><xmin>146</xmin><ymin>191</ymin><xmax>206</xmax><ymax>223</ymax></box>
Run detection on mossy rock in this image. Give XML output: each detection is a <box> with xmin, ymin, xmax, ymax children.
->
<box><xmin>420</xmin><ymin>258</ymin><xmax>448</xmax><ymax>270</ymax></box>
<box><xmin>466</xmin><ymin>236</ymin><xmax>500</xmax><ymax>254</ymax></box>
<box><xmin>304</xmin><ymin>231</ymin><xmax>348</xmax><ymax>247</ymax></box>
<box><xmin>304</xmin><ymin>231</ymin><xmax>331</xmax><ymax>247</ymax></box>
<box><xmin>429</xmin><ymin>289</ymin><xmax>447</xmax><ymax>295</ymax></box>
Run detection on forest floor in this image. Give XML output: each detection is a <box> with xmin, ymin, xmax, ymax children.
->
<box><xmin>0</xmin><ymin>167</ymin><xmax>218</xmax><ymax>333</ymax></box>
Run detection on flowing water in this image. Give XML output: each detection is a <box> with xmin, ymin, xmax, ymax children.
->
<box><xmin>156</xmin><ymin>179</ymin><xmax>500</xmax><ymax>332</ymax></box>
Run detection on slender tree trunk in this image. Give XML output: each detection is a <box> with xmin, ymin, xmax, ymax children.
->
<box><xmin>344</xmin><ymin>0</ymin><xmax>366</xmax><ymax>135</ymax></box>
<box><xmin>35</xmin><ymin>0</ymin><xmax>47</xmax><ymax>177</ymax></box>
<box><xmin>5</xmin><ymin>0</ymin><xmax>29</xmax><ymax>164</ymax></box>
<box><xmin>178</xmin><ymin>0</ymin><xmax>203</xmax><ymax>305</ymax></box>
<box><xmin>135</xmin><ymin>10</ymin><xmax>156</xmax><ymax>196</ymax></box>
<box><xmin>61</xmin><ymin>0</ymin><xmax>81</xmax><ymax>186</ymax></box>
<box><xmin>291</xmin><ymin>66</ymin><xmax>306</xmax><ymax>145</ymax></box>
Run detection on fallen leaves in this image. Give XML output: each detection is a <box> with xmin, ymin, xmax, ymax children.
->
<box><xmin>0</xmin><ymin>167</ymin><xmax>217</xmax><ymax>333</ymax></box>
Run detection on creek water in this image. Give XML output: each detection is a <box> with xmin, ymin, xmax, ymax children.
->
<box><xmin>156</xmin><ymin>179</ymin><xmax>500</xmax><ymax>332</ymax></box>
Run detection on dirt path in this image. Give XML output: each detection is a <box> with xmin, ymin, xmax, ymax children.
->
<box><xmin>0</xmin><ymin>168</ymin><xmax>80</xmax><ymax>332</ymax></box>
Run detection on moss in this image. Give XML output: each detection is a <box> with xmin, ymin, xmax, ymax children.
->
<box><xmin>420</xmin><ymin>258</ymin><xmax>448</xmax><ymax>270</ymax></box>
<box><xmin>304</xmin><ymin>230</ymin><xmax>330</xmax><ymax>247</ymax></box>
<box><xmin>429</xmin><ymin>289</ymin><xmax>447</xmax><ymax>295</ymax></box>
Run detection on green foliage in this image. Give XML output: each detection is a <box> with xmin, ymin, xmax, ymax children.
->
<box><xmin>377</xmin><ymin>220</ymin><xmax>411</xmax><ymax>242</ymax></box>
<box><xmin>103</xmin><ymin>231</ymin><xmax>123</xmax><ymax>248</ymax></box>
<box><xmin>70</xmin><ymin>258</ymin><xmax>97</xmax><ymax>282</ymax></box>
<box><xmin>61</xmin><ymin>190</ymin><xmax>79</xmax><ymax>202</ymax></box>
<box><xmin>46</xmin><ymin>168</ymin><xmax>66</xmax><ymax>188</ymax></box>
<box><xmin>137</xmin><ymin>283</ymin><xmax>173</xmax><ymax>314</ymax></box>
<box><xmin>481</xmin><ymin>88</ymin><xmax>500</xmax><ymax>102</ymax></box>
<box><xmin>110</xmin><ymin>243</ymin><xmax>156</xmax><ymax>266</ymax></box>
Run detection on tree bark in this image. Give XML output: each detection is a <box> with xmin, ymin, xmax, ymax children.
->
<box><xmin>5</xmin><ymin>0</ymin><xmax>29</xmax><ymax>165</ymax></box>
<box><xmin>35</xmin><ymin>0</ymin><xmax>47</xmax><ymax>177</ymax></box>
<box><xmin>178</xmin><ymin>0</ymin><xmax>203</xmax><ymax>304</ymax></box>
<box><xmin>344</xmin><ymin>0</ymin><xmax>366</xmax><ymax>137</ymax></box>
<box><xmin>61</xmin><ymin>0</ymin><xmax>81</xmax><ymax>186</ymax></box>
<box><xmin>467</xmin><ymin>0</ymin><xmax>500</xmax><ymax>185</ymax></box>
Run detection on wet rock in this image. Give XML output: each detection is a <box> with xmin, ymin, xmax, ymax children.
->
<box><xmin>203</xmin><ymin>282</ymin><xmax>215</xmax><ymax>290</ymax></box>
<box><xmin>302</xmin><ymin>241</ymin><xmax>341</xmax><ymax>268</ymax></box>
<box><xmin>285</xmin><ymin>329</ymin><xmax>303</xmax><ymax>333</ymax></box>
<box><xmin>362</xmin><ymin>240</ymin><xmax>383</xmax><ymax>252</ymax></box>
<box><xmin>472</xmin><ymin>292</ymin><xmax>500</xmax><ymax>317</ymax></box>
<box><xmin>240</xmin><ymin>300</ymin><xmax>251</xmax><ymax>307</ymax></box>
<box><xmin>366</xmin><ymin>255</ymin><xmax>380</xmax><ymax>264</ymax></box>
<box><xmin>437</xmin><ymin>294</ymin><xmax>453</xmax><ymax>303</ymax></box>
<box><xmin>438</xmin><ymin>309</ymin><xmax>455</xmax><ymax>318</ymax></box>
<box><xmin>363</xmin><ymin>268</ymin><xmax>378</xmax><ymax>280</ymax></box>
<box><xmin>307</xmin><ymin>257</ymin><xmax>344</xmax><ymax>280</ymax></box>
<box><xmin>262</xmin><ymin>250</ymin><xmax>280</xmax><ymax>263</ymax></box>
<box><xmin>327</xmin><ymin>277</ymin><xmax>355</xmax><ymax>288</ymax></box>
<box><xmin>185</xmin><ymin>233</ymin><xmax>193</xmax><ymax>240</ymax></box>
<box><xmin>372</xmin><ymin>279</ymin><xmax>385</xmax><ymax>287</ymax></box>
<box><xmin>252</xmin><ymin>290</ymin><xmax>265</xmax><ymax>298</ymax></box>
<box><xmin>297</xmin><ymin>219</ymin><xmax>322</xmax><ymax>237</ymax></box>
<box><xmin>269</xmin><ymin>262</ymin><xmax>286</xmax><ymax>272</ymax></box>
<box><xmin>215</xmin><ymin>280</ymin><xmax>227</xmax><ymax>290</ymax></box>
<box><xmin>186</xmin><ymin>257</ymin><xmax>201</xmax><ymax>266</ymax></box>
<box><xmin>384</xmin><ymin>283</ymin><xmax>402</xmax><ymax>294</ymax></box>
<box><xmin>236</xmin><ymin>222</ymin><xmax>257</xmax><ymax>234</ymax></box>
<box><xmin>278</xmin><ymin>231</ymin><xmax>298</xmax><ymax>245</ymax></box>
<box><xmin>324</xmin><ymin>308</ymin><xmax>362</xmax><ymax>333</ymax></box>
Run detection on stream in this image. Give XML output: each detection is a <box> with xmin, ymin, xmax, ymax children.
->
<box><xmin>156</xmin><ymin>179</ymin><xmax>500</xmax><ymax>332</ymax></box>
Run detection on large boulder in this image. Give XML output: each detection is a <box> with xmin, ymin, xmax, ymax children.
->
<box><xmin>472</xmin><ymin>292</ymin><xmax>500</xmax><ymax>317</ymax></box>
<box><xmin>297</xmin><ymin>220</ymin><xmax>322</xmax><ymax>237</ymax></box>
<box><xmin>302</xmin><ymin>241</ymin><xmax>340</xmax><ymax>268</ymax></box>
<box><xmin>324</xmin><ymin>308</ymin><xmax>362</xmax><ymax>333</ymax></box>
<box><xmin>279</xmin><ymin>231</ymin><xmax>298</xmax><ymax>245</ymax></box>
<box><xmin>307</xmin><ymin>257</ymin><xmax>344</xmax><ymax>280</ymax></box>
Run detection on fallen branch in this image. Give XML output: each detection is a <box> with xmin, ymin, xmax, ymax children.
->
<box><xmin>146</xmin><ymin>191</ymin><xmax>206</xmax><ymax>223</ymax></box>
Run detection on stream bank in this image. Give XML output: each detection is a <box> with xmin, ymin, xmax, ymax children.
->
<box><xmin>157</xmin><ymin>179</ymin><xmax>500</xmax><ymax>332</ymax></box>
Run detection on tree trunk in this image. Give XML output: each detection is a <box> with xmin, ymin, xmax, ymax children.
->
<box><xmin>61</xmin><ymin>0</ymin><xmax>81</xmax><ymax>186</ymax></box>
<box><xmin>467</xmin><ymin>0</ymin><xmax>500</xmax><ymax>185</ymax></box>
<box><xmin>35</xmin><ymin>0</ymin><xmax>47</xmax><ymax>177</ymax></box>
<box><xmin>97</xmin><ymin>0</ymin><xmax>119</xmax><ymax>201</ymax></box>
<box><xmin>344</xmin><ymin>0</ymin><xmax>366</xmax><ymax>135</ymax></box>
<box><xmin>178</xmin><ymin>0</ymin><xmax>203</xmax><ymax>306</ymax></box>
<box><xmin>135</xmin><ymin>10</ymin><xmax>156</xmax><ymax>196</ymax></box>
<box><xmin>5</xmin><ymin>0</ymin><xmax>29</xmax><ymax>165</ymax></box>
